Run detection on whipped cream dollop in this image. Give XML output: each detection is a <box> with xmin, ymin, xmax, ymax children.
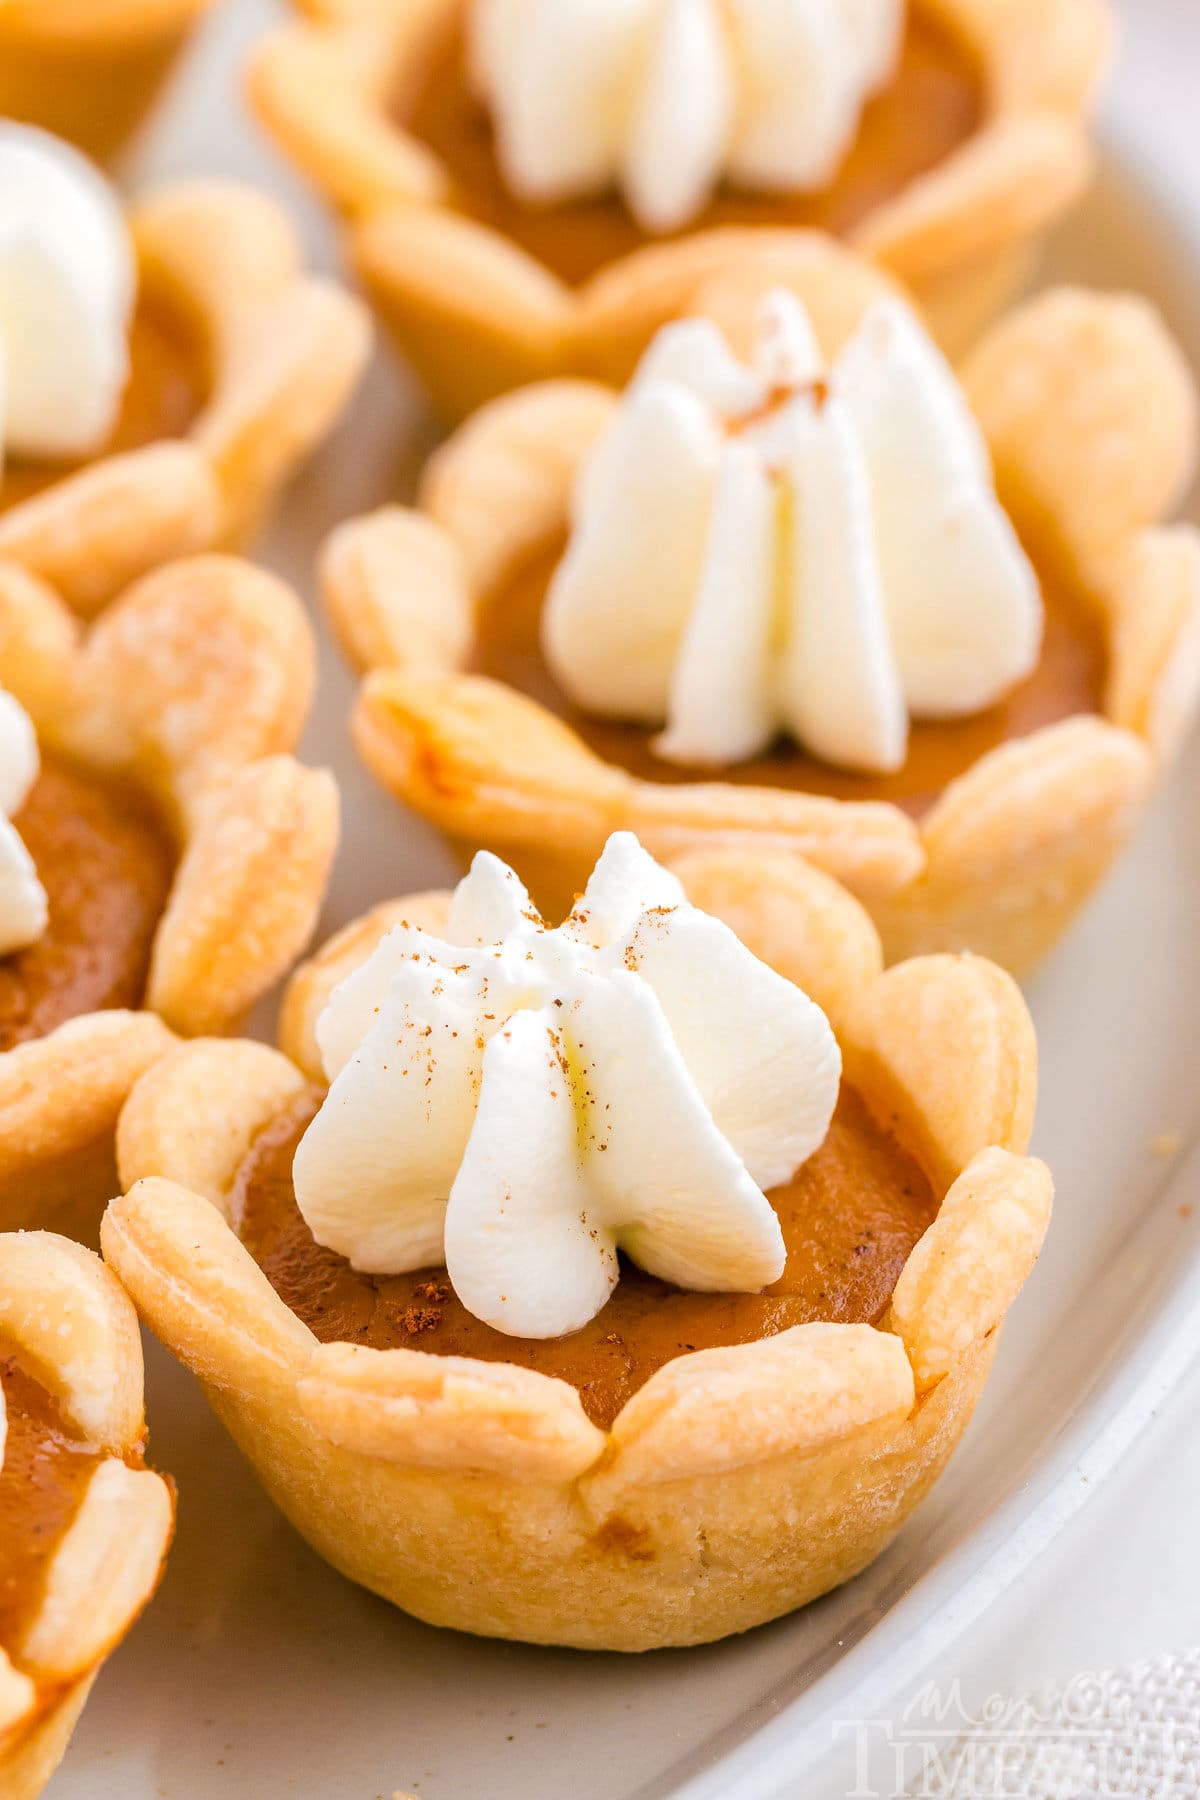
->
<box><xmin>0</xmin><ymin>688</ymin><xmax>48</xmax><ymax>956</ymax></box>
<box><xmin>544</xmin><ymin>291</ymin><xmax>1043</xmax><ymax>774</ymax></box>
<box><xmin>469</xmin><ymin>0</ymin><xmax>904</xmax><ymax>233</ymax></box>
<box><xmin>0</xmin><ymin>124</ymin><xmax>136</xmax><ymax>476</ymax></box>
<box><xmin>294</xmin><ymin>833</ymin><xmax>841</xmax><ymax>1339</ymax></box>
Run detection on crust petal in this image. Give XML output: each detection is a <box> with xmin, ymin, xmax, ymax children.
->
<box><xmin>18</xmin><ymin>1462</ymin><xmax>174</xmax><ymax>1682</ymax></box>
<box><xmin>0</xmin><ymin>1013</ymin><xmax>175</xmax><ymax>1236</ymax></box>
<box><xmin>0</xmin><ymin>1233</ymin><xmax>145</xmax><ymax>1445</ymax></box>
<box><xmin>321</xmin><ymin>508</ymin><xmax>473</xmax><ymax>677</ymax></box>
<box><xmin>843</xmin><ymin>952</ymin><xmax>1037</xmax><ymax>1186</ymax></box>
<box><xmin>102</xmin><ymin>1178</ymin><xmax>317</xmax><ymax>1385</ymax></box>
<box><xmin>116</xmin><ymin>1038</ymin><xmax>310</xmax><ymax>1213</ymax></box>
<box><xmin>892</xmin><ymin>1146</ymin><xmax>1053</xmax><ymax>1385</ymax></box>
<box><xmin>298</xmin><ymin>1343</ymin><xmax>607</xmax><ymax>1482</ymax></box>
<box><xmin>594</xmin><ymin>1323</ymin><xmax>914</xmax><ymax>1490</ymax></box>
<box><xmin>420</xmin><ymin>380</ymin><xmax>618</xmax><ymax>597</ymax></box>
<box><xmin>147</xmin><ymin>757</ymin><xmax>339</xmax><ymax>1036</ymax></box>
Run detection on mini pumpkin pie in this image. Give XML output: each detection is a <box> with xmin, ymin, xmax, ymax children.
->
<box><xmin>324</xmin><ymin>243</ymin><xmax>1200</xmax><ymax>976</ymax></box>
<box><xmin>0</xmin><ymin>551</ymin><xmax>339</xmax><ymax>1242</ymax></box>
<box><xmin>250</xmin><ymin>0</ymin><xmax>1111</xmax><ymax>417</ymax></box>
<box><xmin>0</xmin><ymin>122</ymin><xmax>371</xmax><ymax>616</ymax></box>
<box><xmin>0</xmin><ymin>1229</ymin><xmax>172</xmax><ymax>1800</ymax></box>
<box><xmin>104</xmin><ymin>832</ymin><xmax>1050</xmax><ymax>1652</ymax></box>
<box><xmin>0</xmin><ymin>0</ymin><xmax>215</xmax><ymax>162</ymax></box>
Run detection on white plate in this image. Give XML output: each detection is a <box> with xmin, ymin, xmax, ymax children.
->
<box><xmin>47</xmin><ymin>7</ymin><xmax>1200</xmax><ymax>1797</ymax></box>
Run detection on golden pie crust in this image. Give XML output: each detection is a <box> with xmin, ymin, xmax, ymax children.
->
<box><xmin>321</xmin><ymin>242</ymin><xmax>1200</xmax><ymax>977</ymax></box>
<box><xmin>250</xmin><ymin>0</ymin><xmax>1112</xmax><ymax>418</ymax></box>
<box><xmin>104</xmin><ymin>853</ymin><xmax>1051</xmax><ymax>1652</ymax></box>
<box><xmin>0</xmin><ymin>1231</ymin><xmax>173</xmax><ymax>1800</ymax></box>
<box><xmin>0</xmin><ymin>0</ymin><xmax>215</xmax><ymax>162</ymax></box>
<box><xmin>0</xmin><ymin>181</ymin><xmax>371</xmax><ymax>617</ymax></box>
<box><xmin>0</xmin><ymin>553</ymin><xmax>339</xmax><ymax>1240</ymax></box>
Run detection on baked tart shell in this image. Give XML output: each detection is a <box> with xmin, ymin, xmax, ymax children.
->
<box><xmin>104</xmin><ymin>855</ymin><xmax>1050</xmax><ymax>1651</ymax></box>
<box><xmin>250</xmin><ymin>0</ymin><xmax>1112</xmax><ymax>418</ymax></box>
<box><xmin>0</xmin><ymin>554</ymin><xmax>339</xmax><ymax>1239</ymax></box>
<box><xmin>0</xmin><ymin>1232</ymin><xmax>173</xmax><ymax>1798</ymax></box>
<box><xmin>322</xmin><ymin>250</ymin><xmax>1200</xmax><ymax>977</ymax></box>
<box><xmin>0</xmin><ymin>182</ymin><xmax>371</xmax><ymax>617</ymax></box>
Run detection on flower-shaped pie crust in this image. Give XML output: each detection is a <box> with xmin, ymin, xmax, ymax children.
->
<box><xmin>0</xmin><ymin>181</ymin><xmax>371</xmax><ymax>617</ymax></box>
<box><xmin>250</xmin><ymin>0</ymin><xmax>1111</xmax><ymax>417</ymax></box>
<box><xmin>0</xmin><ymin>1231</ymin><xmax>172</xmax><ymax>1800</ymax></box>
<box><xmin>104</xmin><ymin>851</ymin><xmax>1050</xmax><ymax>1652</ymax></box>
<box><xmin>322</xmin><ymin>242</ymin><xmax>1200</xmax><ymax>977</ymax></box>
<box><xmin>0</xmin><ymin>553</ymin><xmax>339</xmax><ymax>1239</ymax></box>
<box><xmin>0</xmin><ymin>0</ymin><xmax>216</xmax><ymax>163</ymax></box>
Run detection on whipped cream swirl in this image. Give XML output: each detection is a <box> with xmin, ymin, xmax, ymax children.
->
<box><xmin>544</xmin><ymin>291</ymin><xmax>1043</xmax><ymax>774</ymax></box>
<box><xmin>0</xmin><ymin>689</ymin><xmax>48</xmax><ymax>956</ymax></box>
<box><xmin>0</xmin><ymin>124</ymin><xmax>135</xmax><ymax>477</ymax></box>
<box><xmin>470</xmin><ymin>0</ymin><xmax>904</xmax><ymax>233</ymax></box>
<box><xmin>295</xmin><ymin>833</ymin><xmax>841</xmax><ymax>1340</ymax></box>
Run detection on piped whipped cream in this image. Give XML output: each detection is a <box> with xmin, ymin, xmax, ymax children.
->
<box><xmin>470</xmin><ymin>0</ymin><xmax>904</xmax><ymax>233</ymax></box>
<box><xmin>543</xmin><ymin>290</ymin><xmax>1043</xmax><ymax>774</ymax></box>
<box><xmin>0</xmin><ymin>124</ymin><xmax>135</xmax><ymax>477</ymax></box>
<box><xmin>0</xmin><ymin>689</ymin><xmax>48</xmax><ymax>956</ymax></box>
<box><xmin>294</xmin><ymin>832</ymin><xmax>840</xmax><ymax>1340</ymax></box>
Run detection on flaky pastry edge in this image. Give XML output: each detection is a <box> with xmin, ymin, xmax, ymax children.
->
<box><xmin>248</xmin><ymin>0</ymin><xmax>1112</xmax><ymax>415</ymax></box>
<box><xmin>321</xmin><ymin>248</ymin><xmax>1200</xmax><ymax>975</ymax></box>
<box><xmin>0</xmin><ymin>182</ymin><xmax>371</xmax><ymax>615</ymax></box>
<box><xmin>0</xmin><ymin>552</ymin><xmax>340</xmax><ymax>1235</ymax></box>
<box><xmin>103</xmin><ymin>858</ymin><xmax>1050</xmax><ymax>1649</ymax></box>
<box><xmin>0</xmin><ymin>1232</ymin><xmax>173</xmax><ymax>1800</ymax></box>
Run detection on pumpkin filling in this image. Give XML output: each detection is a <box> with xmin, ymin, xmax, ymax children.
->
<box><xmin>475</xmin><ymin>537</ymin><xmax>1106</xmax><ymax>818</ymax></box>
<box><xmin>1</xmin><ymin>297</ymin><xmax>204</xmax><ymax>515</ymax></box>
<box><xmin>0</xmin><ymin>756</ymin><xmax>175</xmax><ymax>1053</ymax></box>
<box><xmin>0</xmin><ymin>1352</ymin><xmax>98</xmax><ymax>1676</ymax></box>
<box><xmin>233</xmin><ymin>1085</ymin><xmax>937</xmax><ymax>1432</ymax></box>
<box><xmin>401</xmin><ymin>6</ymin><xmax>983</xmax><ymax>287</ymax></box>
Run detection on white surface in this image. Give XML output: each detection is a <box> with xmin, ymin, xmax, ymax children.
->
<box><xmin>45</xmin><ymin>2</ymin><xmax>1200</xmax><ymax>1796</ymax></box>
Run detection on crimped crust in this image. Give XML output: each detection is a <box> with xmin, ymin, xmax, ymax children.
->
<box><xmin>0</xmin><ymin>1232</ymin><xmax>173</xmax><ymax>1800</ymax></box>
<box><xmin>105</xmin><ymin>857</ymin><xmax>1050</xmax><ymax>1651</ymax></box>
<box><xmin>0</xmin><ymin>0</ymin><xmax>215</xmax><ymax>162</ymax></box>
<box><xmin>249</xmin><ymin>0</ymin><xmax>1111</xmax><ymax>415</ymax></box>
<box><xmin>0</xmin><ymin>183</ymin><xmax>371</xmax><ymax>616</ymax></box>
<box><xmin>0</xmin><ymin>554</ymin><xmax>339</xmax><ymax>1237</ymax></box>
<box><xmin>322</xmin><ymin>258</ymin><xmax>1200</xmax><ymax>977</ymax></box>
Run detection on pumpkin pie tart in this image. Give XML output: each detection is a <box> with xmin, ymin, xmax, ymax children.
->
<box><xmin>0</xmin><ymin>552</ymin><xmax>339</xmax><ymax>1241</ymax></box>
<box><xmin>0</xmin><ymin>1230</ymin><xmax>172</xmax><ymax>1800</ymax></box>
<box><xmin>323</xmin><ymin>240</ymin><xmax>1200</xmax><ymax>976</ymax></box>
<box><xmin>0</xmin><ymin>0</ymin><xmax>215</xmax><ymax>162</ymax></box>
<box><xmin>250</xmin><ymin>0</ymin><xmax>1111</xmax><ymax>417</ymax></box>
<box><xmin>104</xmin><ymin>835</ymin><xmax>1050</xmax><ymax>1652</ymax></box>
<box><xmin>0</xmin><ymin>125</ymin><xmax>371</xmax><ymax>617</ymax></box>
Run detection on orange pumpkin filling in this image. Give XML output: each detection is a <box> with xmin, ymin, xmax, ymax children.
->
<box><xmin>0</xmin><ymin>1353</ymin><xmax>98</xmax><ymax>1676</ymax></box>
<box><xmin>1</xmin><ymin>298</ymin><xmax>203</xmax><ymax>515</ymax></box>
<box><xmin>233</xmin><ymin>1086</ymin><xmax>937</xmax><ymax>1432</ymax></box>
<box><xmin>402</xmin><ymin>7</ymin><xmax>983</xmax><ymax>286</ymax></box>
<box><xmin>475</xmin><ymin>537</ymin><xmax>1106</xmax><ymax>817</ymax></box>
<box><xmin>0</xmin><ymin>757</ymin><xmax>174</xmax><ymax>1053</ymax></box>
